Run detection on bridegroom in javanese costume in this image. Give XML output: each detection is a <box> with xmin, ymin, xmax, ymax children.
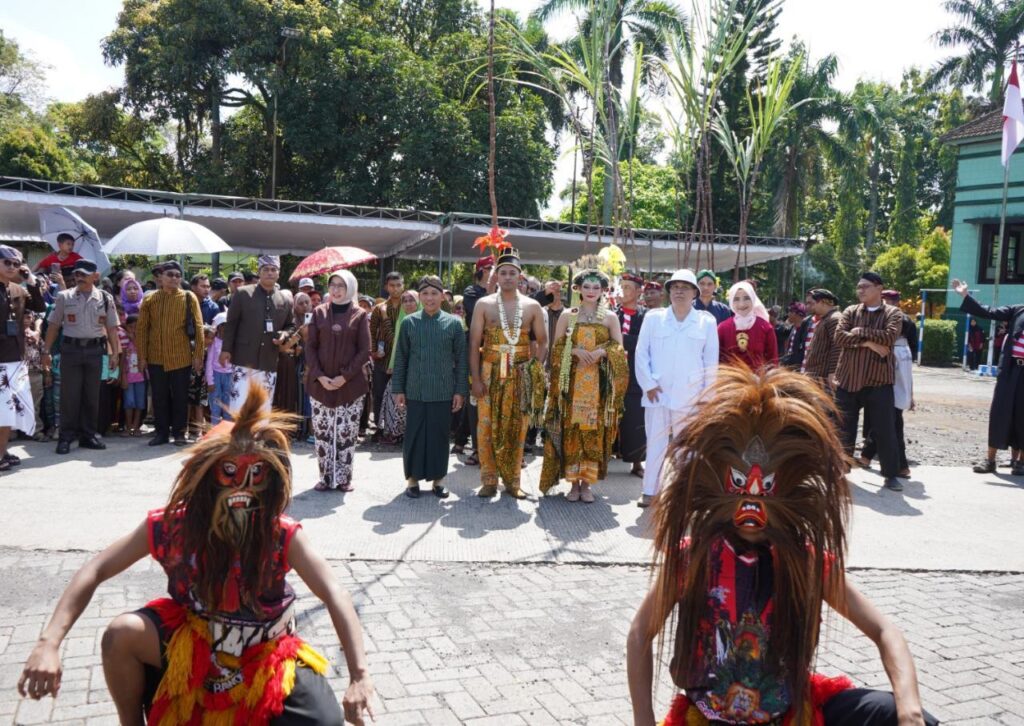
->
<box><xmin>468</xmin><ymin>248</ymin><xmax>547</xmax><ymax>498</ymax></box>
<box><xmin>626</xmin><ymin>367</ymin><xmax>937</xmax><ymax>726</ymax></box>
<box><xmin>18</xmin><ymin>387</ymin><xmax>375</xmax><ymax>725</ymax></box>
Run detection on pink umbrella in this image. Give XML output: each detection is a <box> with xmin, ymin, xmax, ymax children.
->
<box><xmin>288</xmin><ymin>246</ymin><xmax>377</xmax><ymax>282</ymax></box>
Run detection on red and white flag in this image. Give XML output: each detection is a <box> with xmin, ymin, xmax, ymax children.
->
<box><xmin>1002</xmin><ymin>60</ymin><xmax>1024</xmax><ymax>166</ymax></box>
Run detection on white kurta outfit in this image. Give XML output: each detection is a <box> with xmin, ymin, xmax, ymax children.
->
<box><xmin>635</xmin><ymin>307</ymin><xmax>719</xmax><ymax>496</ymax></box>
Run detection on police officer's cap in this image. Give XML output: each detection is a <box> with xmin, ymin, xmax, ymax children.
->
<box><xmin>72</xmin><ymin>259</ymin><xmax>98</xmax><ymax>274</ymax></box>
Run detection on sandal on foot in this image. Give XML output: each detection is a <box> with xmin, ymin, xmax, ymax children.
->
<box><xmin>464</xmin><ymin>453</ymin><xmax>480</xmax><ymax>466</ymax></box>
<box><xmin>630</xmin><ymin>465</ymin><xmax>644</xmax><ymax>478</ymax></box>
<box><xmin>566</xmin><ymin>485</ymin><xmax>581</xmax><ymax>503</ymax></box>
<box><xmin>972</xmin><ymin>459</ymin><xmax>996</xmax><ymax>474</ymax></box>
<box><xmin>314</xmin><ymin>482</ymin><xmax>330</xmax><ymax>491</ymax></box>
<box><xmin>477</xmin><ymin>485</ymin><xmax>497</xmax><ymax>498</ymax></box>
<box><xmin>580</xmin><ymin>486</ymin><xmax>595</xmax><ymax>503</ymax></box>
<box><xmin>339</xmin><ymin>483</ymin><xmax>354</xmax><ymax>492</ymax></box>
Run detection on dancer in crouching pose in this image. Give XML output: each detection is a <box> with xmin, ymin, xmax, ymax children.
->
<box><xmin>18</xmin><ymin>387</ymin><xmax>374</xmax><ymax>725</ymax></box>
<box><xmin>626</xmin><ymin>367</ymin><xmax>937</xmax><ymax>725</ymax></box>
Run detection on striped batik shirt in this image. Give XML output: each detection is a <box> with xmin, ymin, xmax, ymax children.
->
<box><xmin>390</xmin><ymin>309</ymin><xmax>468</xmax><ymax>402</ymax></box>
<box><xmin>833</xmin><ymin>303</ymin><xmax>902</xmax><ymax>392</ymax></box>
<box><xmin>136</xmin><ymin>288</ymin><xmax>205</xmax><ymax>371</ymax></box>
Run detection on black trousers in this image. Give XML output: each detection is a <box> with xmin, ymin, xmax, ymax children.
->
<box><xmin>148</xmin><ymin>364</ymin><xmax>190</xmax><ymax>438</ymax></box>
<box><xmin>371</xmin><ymin>361</ymin><xmax>390</xmax><ymax>427</ymax></box>
<box><xmin>822</xmin><ymin>688</ymin><xmax>939</xmax><ymax>725</ymax></box>
<box><xmin>861</xmin><ymin>408</ymin><xmax>908</xmax><ymax>471</ymax></box>
<box><xmin>836</xmin><ymin>385</ymin><xmax>899</xmax><ymax>477</ymax></box>
<box><xmin>58</xmin><ymin>342</ymin><xmax>103</xmax><ymax>442</ymax></box>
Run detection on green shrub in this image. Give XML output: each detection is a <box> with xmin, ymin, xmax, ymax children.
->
<box><xmin>921</xmin><ymin>319</ymin><xmax>958</xmax><ymax>366</ymax></box>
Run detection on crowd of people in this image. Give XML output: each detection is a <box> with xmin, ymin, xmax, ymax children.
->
<box><xmin>21</xmin><ymin>240</ymin><xmax>1024</xmax><ymax>726</ymax></box>
<box><xmin>2</xmin><ymin>239</ymin><xmax>1020</xmax><ymax>493</ymax></box>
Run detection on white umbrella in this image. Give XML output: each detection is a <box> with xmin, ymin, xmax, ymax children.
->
<box><xmin>38</xmin><ymin>207</ymin><xmax>112</xmax><ymax>275</ymax></box>
<box><xmin>102</xmin><ymin>217</ymin><xmax>233</xmax><ymax>255</ymax></box>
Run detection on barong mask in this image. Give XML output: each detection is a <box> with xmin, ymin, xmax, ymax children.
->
<box><xmin>725</xmin><ymin>437</ymin><xmax>775</xmax><ymax>531</ymax></box>
<box><xmin>164</xmin><ymin>386</ymin><xmax>298</xmax><ymax>610</ymax></box>
<box><xmin>649</xmin><ymin>367</ymin><xmax>851</xmax><ymax>710</ymax></box>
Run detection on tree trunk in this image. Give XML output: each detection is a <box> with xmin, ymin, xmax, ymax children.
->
<box><xmin>866</xmin><ymin>151</ymin><xmax>880</xmax><ymax>249</ymax></box>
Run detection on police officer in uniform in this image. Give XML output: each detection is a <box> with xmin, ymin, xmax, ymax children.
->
<box><xmin>42</xmin><ymin>259</ymin><xmax>120</xmax><ymax>454</ymax></box>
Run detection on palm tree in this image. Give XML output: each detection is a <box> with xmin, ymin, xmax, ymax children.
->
<box><xmin>531</xmin><ymin>0</ymin><xmax>688</xmax><ymax>225</ymax></box>
<box><xmin>769</xmin><ymin>47</ymin><xmax>843</xmax><ymax>240</ymax></box>
<box><xmin>929</xmin><ymin>0</ymin><xmax>1024</xmax><ymax>104</ymax></box>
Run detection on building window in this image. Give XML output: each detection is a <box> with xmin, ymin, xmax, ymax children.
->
<box><xmin>978</xmin><ymin>223</ymin><xmax>1024</xmax><ymax>284</ymax></box>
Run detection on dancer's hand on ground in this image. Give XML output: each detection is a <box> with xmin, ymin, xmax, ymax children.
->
<box><xmin>951</xmin><ymin>279</ymin><xmax>969</xmax><ymax>297</ymax></box>
<box><xmin>17</xmin><ymin>641</ymin><xmax>61</xmax><ymax>700</ymax></box>
<box><xmin>645</xmin><ymin>386</ymin><xmax>662</xmax><ymax>404</ymax></box>
<box><xmin>452</xmin><ymin>394</ymin><xmax>464</xmax><ymax>412</ymax></box>
<box><xmin>342</xmin><ymin>675</ymin><xmax>376</xmax><ymax>725</ymax></box>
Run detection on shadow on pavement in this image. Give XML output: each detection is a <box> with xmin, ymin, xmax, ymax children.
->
<box><xmin>980</xmin><ymin>474</ymin><xmax>1024</xmax><ymax>489</ymax></box>
<box><xmin>534</xmin><ymin>493</ymin><xmax>619</xmax><ymax>544</ymax></box>
<box><xmin>850</xmin><ymin>481</ymin><xmax>923</xmax><ymax>516</ymax></box>
<box><xmin>290</xmin><ymin>487</ymin><xmax>353</xmax><ymax>520</ymax></box>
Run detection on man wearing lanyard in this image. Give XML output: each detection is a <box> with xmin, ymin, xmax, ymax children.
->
<box><xmin>219</xmin><ymin>255</ymin><xmax>293</xmax><ymax>411</ymax></box>
<box><xmin>42</xmin><ymin>259</ymin><xmax>120</xmax><ymax>454</ymax></box>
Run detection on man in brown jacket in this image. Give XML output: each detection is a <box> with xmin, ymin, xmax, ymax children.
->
<box><xmin>218</xmin><ymin>255</ymin><xmax>293</xmax><ymax>411</ymax></box>
<box><xmin>802</xmin><ymin>288</ymin><xmax>842</xmax><ymax>387</ymax></box>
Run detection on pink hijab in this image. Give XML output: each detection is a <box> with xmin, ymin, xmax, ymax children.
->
<box><xmin>727</xmin><ymin>281</ymin><xmax>769</xmax><ymax>331</ymax></box>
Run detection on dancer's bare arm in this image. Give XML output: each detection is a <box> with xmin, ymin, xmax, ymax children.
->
<box><xmin>828</xmin><ymin>581</ymin><xmax>926</xmax><ymax>726</ymax></box>
<box><xmin>289</xmin><ymin>529</ymin><xmax>376</xmax><ymax>725</ymax></box>
<box><xmin>626</xmin><ymin>585</ymin><xmax>658</xmax><ymax>726</ymax></box>
<box><xmin>526</xmin><ymin>299</ymin><xmax>547</xmax><ymax>363</ymax></box>
<box><xmin>18</xmin><ymin>520</ymin><xmax>150</xmax><ymax>699</ymax></box>
<box><xmin>469</xmin><ymin>297</ymin><xmax>491</xmax><ymax>400</ymax></box>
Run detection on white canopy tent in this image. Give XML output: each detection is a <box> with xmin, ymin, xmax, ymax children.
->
<box><xmin>0</xmin><ymin>177</ymin><xmax>805</xmax><ymax>272</ymax></box>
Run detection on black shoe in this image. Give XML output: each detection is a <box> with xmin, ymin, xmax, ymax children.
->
<box><xmin>432</xmin><ymin>484</ymin><xmax>450</xmax><ymax>499</ymax></box>
<box><xmin>172</xmin><ymin>436</ymin><xmax>188</xmax><ymax>447</ymax></box>
<box><xmin>883</xmin><ymin>477</ymin><xmax>904</xmax><ymax>492</ymax></box>
<box><xmin>55</xmin><ymin>440</ymin><xmax>71</xmax><ymax>455</ymax></box>
<box><xmin>1012</xmin><ymin>464</ymin><xmax>1024</xmax><ymax>476</ymax></box>
<box><xmin>2</xmin><ymin>452</ymin><xmax>21</xmax><ymax>466</ymax></box>
<box><xmin>148</xmin><ymin>435</ymin><xmax>170</xmax><ymax>447</ymax></box>
<box><xmin>972</xmin><ymin>459</ymin><xmax>996</xmax><ymax>474</ymax></box>
<box><xmin>405</xmin><ymin>485</ymin><xmax>421</xmax><ymax>499</ymax></box>
<box><xmin>78</xmin><ymin>437</ymin><xmax>106</xmax><ymax>450</ymax></box>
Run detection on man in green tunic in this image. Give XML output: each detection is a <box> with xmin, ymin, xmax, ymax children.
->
<box><xmin>392</xmin><ymin>275</ymin><xmax>468</xmax><ymax>498</ymax></box>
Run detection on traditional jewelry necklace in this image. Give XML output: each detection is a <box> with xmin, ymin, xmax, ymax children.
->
<box><xmin>497</xmin><ymin>293</ymin><xmax>523</xmax><ymax>379</ymax></box>
<box><xmin>497</xmin><ymin>293</ymin><xmax>522</xmax><ymax>344</ymax></box>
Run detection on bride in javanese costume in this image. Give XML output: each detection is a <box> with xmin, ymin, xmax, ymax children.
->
<box><xmin>540</xmin><ymin>269</ymin><xmax>628</xmax><ymax>503</ymax></box>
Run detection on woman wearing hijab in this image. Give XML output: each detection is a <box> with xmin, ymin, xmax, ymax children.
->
<box><xmin>305</xmin><ymin>269</ymin><xmax>370</xmax><ymax>492</ymax></box>
<box><xmin>379</xmin><ymin>289</ymin><xmax>421</xmax><ymax>443</ymax></box>
<box><xmin>120</xmin><ymin>278</ymin><xmax>144</xmax><ymax>317</ymax></box>
<box><xmin>717</xmin><ymin>281</ymin><xmax>778</xmax><ymax>370</ymax></box>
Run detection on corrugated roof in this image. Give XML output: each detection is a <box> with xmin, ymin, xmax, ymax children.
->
<box><xmin>942</xmin><ymin>109</ymin><xmax>1002</xmax><ymax>143</ymax></box>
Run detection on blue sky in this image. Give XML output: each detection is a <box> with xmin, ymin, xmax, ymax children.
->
<box><xmin>5</xmin><ymin>0</ymin><xmax>956</xmax><ymax>103</ymax></box>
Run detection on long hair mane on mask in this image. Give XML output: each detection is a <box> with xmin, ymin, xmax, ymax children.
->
<box><xmin>650</xmin><ymin>366</ymin><xmax>850</xmax><ymax>712</ymax></box>
<box><xmin>163</xmin><ymin>386</ymin><xmax>299</xmax><ymax>612</ymax></box>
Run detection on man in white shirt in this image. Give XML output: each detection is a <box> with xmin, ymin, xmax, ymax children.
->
<box><xmin>634</xmin><ymin>268</ymin><xmax>719</xmax><ymax>507</ymax></box>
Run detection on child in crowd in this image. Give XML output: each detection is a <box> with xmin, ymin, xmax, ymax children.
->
<box><xmin>206</xmin><ymin>312</ymin><xmax>233</xmax><ymax>425</ymax></box>
<box><xmin>187</xmin><ymin>325</ymin><xmax>213</xmax><ymax>438</ymax></box>
<box><xmin>118</xmin><ymin>314</ymin><xmax>147</xmax><ymax>437</ymax></box>
<box><xmin>23</xmin><ymin>311</ymin><xmax>51</xmax><ymax>441</ymax></box>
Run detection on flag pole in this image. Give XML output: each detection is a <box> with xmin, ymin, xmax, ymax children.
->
<box><xmin>988</xmin><ymin>160</ymin><xmax>1008</xmax><ymax>370</ymax></box>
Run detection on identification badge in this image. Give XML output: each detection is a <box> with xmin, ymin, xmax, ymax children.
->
<box><xmin>5</xmin><ymin>320</ymin><xmax>17</xmax><ymax>337</ymax></box>
<box><xmin>265</xmin><ymin>320</ymin><xmax>274</xmax><ymax>333</ymax></box>
<box><xmin>331</xmin><ymin>324</ymin><xmax>343</xmax><ymax>333</ymax></box>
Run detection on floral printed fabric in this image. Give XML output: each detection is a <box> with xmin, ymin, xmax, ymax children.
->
<box><xmin>310</xmin><ymin>398</ymin><xmax>362</xmax><ymax>489</ymax></box>
<box><xmin>228</xmin><ymin>365</ymin><xmax>277</xmax><ymax>412</ymax></box>
<box><xmin>0</xmin><ymin>361</ymin><xmax>35</xmax><ymax>434</ymax></box>
<box><xmin>540</xmin><ymin>323</ymin><xmax>627</xmax><ymax>492</ymax></box>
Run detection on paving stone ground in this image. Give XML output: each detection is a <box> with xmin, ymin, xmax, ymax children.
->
<box><xmin>1</xmin><ymin>548</ymin><xmax>1022</xmax><ymax>726</ymax></box>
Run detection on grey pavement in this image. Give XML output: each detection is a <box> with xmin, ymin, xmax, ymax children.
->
<box><xmin>1</xmin><ymin>438</ymin><xmax>1021</xmax><ymax>571</ymax></box>
<box><xmin>1</xmin><ymin>550</ymin><xmax>1022</xmax><ymax>725</ymax></box>
<box><xmin>0</xmin><ymin>368</ymin><xmax>1022</xmax><ymax>724</ymax></box>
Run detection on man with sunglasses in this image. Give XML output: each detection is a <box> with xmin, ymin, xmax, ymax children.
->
<box><xmin>0</xmin><ymin>246</ymin><xmax>46</xmax><ymax>471</ymax></box>
<box><xmin>136</xmin><ymin>261</ymin><xmax>205</xmax><ymax>446</ymax></box>
<box><xmin>42</xmin><ymin>259</ymin><xmax>120</xmax><ymax>455</ymax></box>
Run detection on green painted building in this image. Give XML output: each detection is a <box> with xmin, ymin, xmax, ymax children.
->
<box><xmin>945</xmin><ymin>111</ymin><xmax>1024</xmax><ymax>305</ymax></box>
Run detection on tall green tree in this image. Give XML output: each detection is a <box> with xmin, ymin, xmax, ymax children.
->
<box><xmin>929</xmin><ymin>0</ymin><xmax>1024</xmax><ymax>104</ymax></box>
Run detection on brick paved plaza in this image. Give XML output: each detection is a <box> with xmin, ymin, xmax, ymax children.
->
<box><xmin>1</xmin><ymin>368</ymin><xmax>1022</xmax><ymax>725</ymax></box>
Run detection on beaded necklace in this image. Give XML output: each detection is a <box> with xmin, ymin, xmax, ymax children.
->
<box><xmin>496</xmin><ymin>292</ymin><xmax>523</xmax><ymax>378</ymax></box>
